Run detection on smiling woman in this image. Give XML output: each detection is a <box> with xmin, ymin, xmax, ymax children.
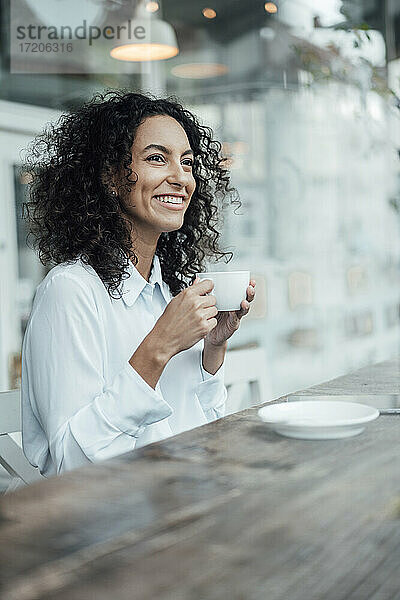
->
<box><xmin>20</xmin><ymin>90</ymin><xmax>256</xmax><ymax>477</ymax></box>
<box><xmin>23</xmin><ymin>90</ymin><xmax>238</xmax><ymax>298</ymax></box>
<box><xmin>121</xmin><ymin>115</ymin><xmax>197</xmax><ymax>246</ymax></box>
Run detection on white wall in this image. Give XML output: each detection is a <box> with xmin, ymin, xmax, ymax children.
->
<box><xmin>0</xmin><ymin>101</ymin><xmax>61</xmax><ymax>390</ymax></box>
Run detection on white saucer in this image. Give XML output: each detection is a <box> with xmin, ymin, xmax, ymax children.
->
<box><xmin>258</xmin><ymin>400</ymin><xmax>379</xmax><ymax>440</ymax></box>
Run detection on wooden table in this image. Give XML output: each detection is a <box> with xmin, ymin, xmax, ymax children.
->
<box><xmin>1</xmin><ymin>359</ymin><xmax>400</xmax><ymax>600</ymax></box>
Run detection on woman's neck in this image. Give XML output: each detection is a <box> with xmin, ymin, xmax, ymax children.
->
<box><xmin>130</xmin><ymin>234</ymin><xmax>159</xmax><ymax>282</ymax></box>
<box><xmin>135</xmin><ymin>253</ymin><xmax>155</xmax><ymax>282</ymax></box>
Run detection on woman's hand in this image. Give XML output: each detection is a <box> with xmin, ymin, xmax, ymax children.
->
<box><xmin>151</xmin><ymin>278</ymin><xmax>218</xmax><ymax>360</ymax></box>
<box><xmin>204</xmin><ymin>279</ymin><xmax>256</xmax><ymax>347</ymax></box>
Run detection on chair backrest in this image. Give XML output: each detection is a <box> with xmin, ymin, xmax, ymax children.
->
<box><xmin>224</xmin><ymin>346</ymin><xmax>273</xmax><ymax>414</ymax></box>
<box><xmin>0</xmin><ymin>389</ymin><xmax>43</xmax><ymax>487</ymax></box>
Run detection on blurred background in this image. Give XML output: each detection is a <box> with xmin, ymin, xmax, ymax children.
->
<box><xmin>0</xmin><ymin>0</ymin><xmax>400</xmax><ymax>405</ymax></box>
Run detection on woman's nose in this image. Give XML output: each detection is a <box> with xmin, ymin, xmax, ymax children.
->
<box><xmin>166</xmin><ymin>162</ymin><xmax>190</xmax><ymax>187</ymax></box>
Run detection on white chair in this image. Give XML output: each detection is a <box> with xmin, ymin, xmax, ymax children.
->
<box><xmin>0</xmin><ymin>389</ymin><xmax>43</xmax><ymax>492</ymax></box>
<box><xmin>224</xmin><ymin>346</ymin><xmax>273</xmax><ymax>415</ymax></box>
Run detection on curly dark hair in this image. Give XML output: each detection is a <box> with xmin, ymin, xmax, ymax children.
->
<box><xmin>21</xmin><ymin>89</ymin><xmax>240</xmax><ymax>299</ymax></box>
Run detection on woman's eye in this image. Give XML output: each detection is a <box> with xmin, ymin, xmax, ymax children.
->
<box><xmin>146</xmin><ymin>154</ymin><xmax>193</xmax><ymax>167</ymax></box>
<box><xmin>147</xmin><ymin>154</ymin><xmax>164</xmax><ymax>163</ymax></box>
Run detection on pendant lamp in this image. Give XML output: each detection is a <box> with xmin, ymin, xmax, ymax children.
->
<box><xmin>110</xmin><ymin>2</ymin><xmax>178</xmax><ymax>62</ymax></box>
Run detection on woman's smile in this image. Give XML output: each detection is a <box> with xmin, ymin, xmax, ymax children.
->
<box><xmin>153</xmin><ymin>193</ymin><xmax>186</xmax><ymax>211</ymax></box>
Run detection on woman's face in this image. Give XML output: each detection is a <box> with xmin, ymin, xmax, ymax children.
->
<box><xmin>121</xmin><ymin>114</ymin><xmax>196</xmax><ymax>239</ymax></box>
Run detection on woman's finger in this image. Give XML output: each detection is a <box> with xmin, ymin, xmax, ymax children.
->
<box><xmin>236</xmin><ymin>299</ymin><xmax>250</xmax><ymax>319</ymax></box>
<box><xmin>204</xmin><ymin>305</ymin><xmax>218</xmax><ymax>319</ymax></box>
<box><xmin>246</xmin><ymin>285</ymin><xmax>256</xmax><ymax>303</ymax></box>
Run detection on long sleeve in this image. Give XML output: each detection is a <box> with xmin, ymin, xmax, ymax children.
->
<box><xmin>195</xmin><ymin>350</ymin><xmax>227</xmax><ymax>422</ymax></box>
<box><xmin>21</xmin><ymin>273</ymin><xmax>172</xmax><ymax>475</ymax></box>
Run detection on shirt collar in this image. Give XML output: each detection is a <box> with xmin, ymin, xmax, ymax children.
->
<box><xmin>121</xmin><ymin>254</ymin><xmax>170</xmax><ymax>307</ymax></box>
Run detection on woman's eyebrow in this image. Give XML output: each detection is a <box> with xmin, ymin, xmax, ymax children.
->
<box><xmin>142</xmin><ymin>144</ymin><xmax>194</xmax><ymax>157</ymax></box>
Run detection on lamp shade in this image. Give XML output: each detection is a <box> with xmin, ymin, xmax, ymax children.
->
<box><xmin>169</xmin><ymin>46</ymin><xmax>228</xmax><ymax>79</ymax></box>
<box><xmin>110</xmin><ymin>18</ymin><xmax>179</xmax><ymax>62</ymax></box>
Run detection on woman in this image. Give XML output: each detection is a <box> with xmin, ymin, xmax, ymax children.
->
<box><xmin>21</xmin><ymin>90</ymin><xmax>256</xmax><ymax>476</ymax></box>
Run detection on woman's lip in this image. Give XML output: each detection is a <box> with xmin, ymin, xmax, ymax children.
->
<box><xmin>153</xmin><ymin>196</ymin><xmax>185</xmax><ymax>211</ymax></box>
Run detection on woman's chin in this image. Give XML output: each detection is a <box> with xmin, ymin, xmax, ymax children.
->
<box><xmin>161</xmin><ymin>223</ymin><xmax>184</xmax><ymax>233</ymax></box>
<box><xmin>156</xmin><ymin>216</ymin><xmax>185</xmax><ymax>233</ymax></box>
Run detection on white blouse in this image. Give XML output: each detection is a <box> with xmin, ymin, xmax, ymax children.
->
<box><xmin>21</xmin><ymin>255</ymin><xmax>226</xmax><ymax>477</ymax></box>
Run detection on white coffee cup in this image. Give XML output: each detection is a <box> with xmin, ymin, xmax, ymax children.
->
<box><xmin>197</xmin><ymin>271</ymin><xmax>250</xmax><ymax>312</ymax></box>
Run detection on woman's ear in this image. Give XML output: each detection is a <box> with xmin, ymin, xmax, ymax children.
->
<box><xmin>101</xmin><ymin>170</ymin><xmax>118</xmax><ymax>197</ymax></box>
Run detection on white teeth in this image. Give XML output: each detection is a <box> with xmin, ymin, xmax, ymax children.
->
<box><xmin>155</xmin><ymin>195</ymin><xmax>183</xmax><ymax>204</ymax></box>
